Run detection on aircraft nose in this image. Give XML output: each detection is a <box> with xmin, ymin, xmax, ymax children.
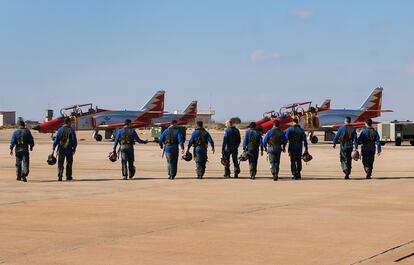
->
<box><xmin>32</xmin><ymin>125</ymin><xmax>40</xmax><ymax>131</ymax></box>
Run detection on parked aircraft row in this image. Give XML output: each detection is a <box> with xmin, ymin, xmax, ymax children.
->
<box><xmin>33</xmin><ymin>87</ymin><xmax>392</xmax><ymax>145</ymax></box>
<box><xmin>33</xmin><ymin>91</ymin><xmax>198</xmax><ymax>141</ymax></box>
<box><xmin>254</xmin><ymin>87</ymin><xmax>392</xmax><ymax>144</ymax></box>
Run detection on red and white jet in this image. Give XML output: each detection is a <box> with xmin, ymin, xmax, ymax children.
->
<box><xmin>34</xmin><ymin>90</ymin><xmax>165</xmax><ymax>141</ymax></box>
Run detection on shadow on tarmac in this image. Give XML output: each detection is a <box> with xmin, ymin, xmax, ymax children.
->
<box><xmin>32</xmin><ymin>176</ymin><xmax>414</xmax><ymax>183</ymax></box>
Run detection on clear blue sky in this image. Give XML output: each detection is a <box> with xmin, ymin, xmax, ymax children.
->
<box><xmin>0</xmin><ymin>0</ymin><xmax>413</xmax><ymax>122</ymax></box>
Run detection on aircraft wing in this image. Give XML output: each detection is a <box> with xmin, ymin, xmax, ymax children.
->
<box><xmin>325</xmin><ymin>121</ymin><xmax>380</xmax><ymax>130</ymax></box>
<box><xmin>153</xmin><ymin>122</ymin><xmax>172</xmax><ymax>127</ymax></box>
<box><xmin>363</xmin><ymin>110</ymin><xmax>393</xmax><ymax>113</ymax></box>
<box><xmin>97</xmin><ymin>121</ymin><xmax>149</xmax><ymax>129</ymax></box>
<box><xmin>153</xmin><ymin>120</ymin><xmax>188</xmax><ymax>127</ymax></box>
<box><xmin>283</xmin><ymin>101</ymin><xmax>312</xmax><ymax>109</ymax></box>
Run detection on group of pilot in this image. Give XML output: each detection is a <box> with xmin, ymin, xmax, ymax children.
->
<box><xmin>9</xmin><ymin>116</ymin><xmax>381</xmax><ymax>182</ymax></box>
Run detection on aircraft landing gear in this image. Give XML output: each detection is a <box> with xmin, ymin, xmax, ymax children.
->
<box><xmin>93</xmin><ymin>131</ymin><xmax>103</xmax><ymax>142</ymax></box>
<box><xmin>307</xmin><ymin>131</ymin><xmax>318</xmax><ymax>144</ymax></box>
<box><xmin>95</xmin><ymin>134</ymin><xmax>103</xmax><ymax>142</ymax></box>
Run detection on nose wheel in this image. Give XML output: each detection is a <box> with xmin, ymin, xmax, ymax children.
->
<box><xmin>94</xmin><ymin>133</ymin><xmax>103</xmax><ymax>142</ymax></box>
<box><xmin>307</xmin><ymin>132</ymin><xmax>319</xmax><ymax>144</ymax></box>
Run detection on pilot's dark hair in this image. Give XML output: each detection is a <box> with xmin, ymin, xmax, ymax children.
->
<box><xmin>345</xmin><ymin>116</ymin><xmax>351</xmax><ymax>123</ymax></box>
<box><xmin>273</xmin><ymin>119</ymin><xmax>280</xmax><ymax>127</ymax></box>
<box><xmin>196</xmin><ymin>121</ymin><xmax>203</xmax><ymax>128</ymax></box>
<box><xmin>171</xmin><ymin>120</ymin><xmax>178</xmax><ymax>125</ymax></box>
<box><xmin>249</xmin><ymin>122</ymin><xmax>256</xmax><ymax>129</ymax></box>
<box><xmin>64</xmin><ymin>117</ymin><xmax>71</xmax><ymax>125</ymax></box>
<box><xmin>125</xmin><ymin>119</ymin><xmax>132</xmax><ymax>125</ymax></box>
<box><xmin>366</xmin><ymin>118</ymin><xmax>373</xmax><ymax>126</ymax></box>
<box><xmin>18</xmin><ymin>120</ymin><xmax>25</xmax><ymax>127</ymax></box>
<box><xmin>292</xmin><ymin>118</ymin><xmax>299</xmax><ymax>124</ymax></box>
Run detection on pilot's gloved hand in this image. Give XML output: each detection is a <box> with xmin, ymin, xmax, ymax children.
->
<box><xmin>159</xmin><ymin>144</ymin><xmax>163</xmax><ymax>149</ymax></box>
<box><xmin>333</xmin><ymin>144</ymin><xmax>336</xmax><ymax>149</ymax></box>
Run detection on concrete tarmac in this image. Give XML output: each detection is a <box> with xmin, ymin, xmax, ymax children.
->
<box><xmin>0</xmin><ymin>129</ymin><xmax>413</xmax><ymax>265</ymax></box>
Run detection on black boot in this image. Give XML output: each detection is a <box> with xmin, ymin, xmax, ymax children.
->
<box><xmin>234</xmin><ymin>168</ymin><xmax>240</xmax><ymax>178</ymax></box>
<box><xmin>273</xmin><ymin>173</ymin><xmax>278</xmax><ymax>181</ymax></box>
<box><xmin>22</xmin><ymin>176</ymin><xmax>27</xmax><ymax>182</ymax></box>
<box><xmin>344</xmin><ymin>174</ymin><xmax>350</xmax><ymax>180</ymax></box>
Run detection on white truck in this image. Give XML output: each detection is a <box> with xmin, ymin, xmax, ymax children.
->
<box><xmin>376</xmin><ymin>121</ymin><xmax>414</xmax><ymax>146</ymax></box>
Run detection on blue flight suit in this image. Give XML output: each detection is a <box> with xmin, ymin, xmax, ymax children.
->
<box><xmin>242</xmin><ymin>129</ymin><xmax>263</xmax><ymax>179</ymax></box>
<box><xmin>113</xmin><ymin>126</ymin><xmax>147</xmax><ymax>179</ymax></box>
<box><xmin>333</xmin><ymin>125</ymin><xmax>358</xmax><ymax>177</ymax></box>
<box><xmin>188</xmin><ymin>128</ymin><xmax>215</xmax><ymax>178</ymax></box>
<box><xmin>358</xmin><ymin>127</ymin><xmax>381</xmax><ymax>178</ymax></box>
<box><xmin>222</xmin><ymin>126</ymin><xmax>241</xmax><ymax>177</ymax></box>
<box><xmin>53</xmin><ymin>125</ymin><xmax>77</xmax><ymax>180</ymax></box>
<box><xmin>262</xmin><ymin>128</ymin><xmax>287</xmax><ymax>179</ymax></box>
<box><xmin>159</xmin><ymin>126</ymin><xmax>185</xmax><ymax>179</ymax></box>
<box><xmin>10</xmin><ymin>127</ymin><xmax>34</xmax><ymax>181</ymax></box>
<box><xmin>285</xmin><ymin>125</ymin><xmax>308</xmax><ymax>178</ymax></box>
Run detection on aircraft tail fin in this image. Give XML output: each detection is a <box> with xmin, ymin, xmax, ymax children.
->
<box><xmin>320</xmin><ymin>99</ymin><xmax>331</xmax><ymax>110</ymax></box>
<box><xmin>360</xmin><ymin>87</ymin><xmax>383</xmax><ymax>111</ymax></box>
<box><xmin>355</xmin><ymin>87</ymin><xmax>386</xmax><ymax>122</ymax></box>
<box><xmin>140</xmin><ymin>90</ymin><xmax>165</xmax><ymax>112</ymax></box>
<box><xmin>177</xmin><ymin>101</ymin><xmax>197</xmax><ymax>124</ymax></box>
<box><xmin>183</xmin><ymin>101</ymin><xmax>197</xmax><ymax>116</ymax></box>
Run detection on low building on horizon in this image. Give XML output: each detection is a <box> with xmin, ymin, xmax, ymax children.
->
<box><xmin>0</xmin><ymin>111</ymin><xmax>16</xmax><ymax>128</ymax></box>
